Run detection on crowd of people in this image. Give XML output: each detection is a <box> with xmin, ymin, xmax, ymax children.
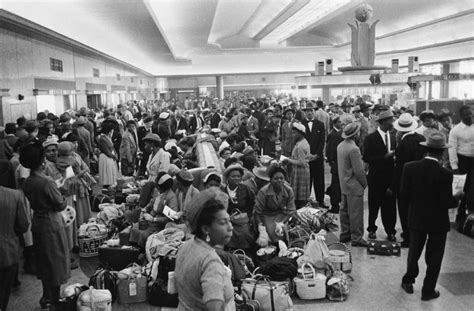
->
<box><xmin>0</xmin><ymin>94</ymin><xmax>472</xmax><ymax>310</ymax></box>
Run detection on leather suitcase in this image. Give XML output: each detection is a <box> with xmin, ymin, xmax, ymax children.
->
<box><xmin>98</xmin><ymin>246</ymin><xmax>141</xmax><ymax>270</ymax></box>
<box><xmin>367</xmin><ymin>240</ymin><xmax>401</xmax><ymax>256</ymax></box>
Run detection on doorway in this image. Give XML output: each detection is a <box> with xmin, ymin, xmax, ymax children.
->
<box><xmin>87</xmin><ymin>94</ymin><xmax>102</xmax><ymax>110</ymax></box>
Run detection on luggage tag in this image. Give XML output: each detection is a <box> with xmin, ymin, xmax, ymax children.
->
<box><xmin>129</xmin><ymin>279</ymin><xmax>137</xmax><ymax>296</ymax></box>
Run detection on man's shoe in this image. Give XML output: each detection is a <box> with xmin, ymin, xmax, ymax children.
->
<box><xmin>368</xmin><ymin>231</ymin><xmax>376</xmax><ymax>239</ymax></box>
<box><xmin>401</xmin><ymin>283</ymin><xmax>414</xmax><ymax>294</ymax></box>
<box><xmin>351</xmin><ymin>239</ymin><xmax>369</xmax><ymax>247</ymax></box>
<box><xmin>401</xmin><ymin>240</ymin><xmax>410</xmax><ymax>248</ymax></box>
<box><xmin>387</xmin><ymin>234</ymin><xmax>396</xmax><ymax>242</ymax></box>
<box><xmin>421</xmin><ymin>290</ymin><xmax>440</xmax><ymax>301</ymax></box>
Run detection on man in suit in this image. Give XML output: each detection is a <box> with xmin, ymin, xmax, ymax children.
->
<box><xmin>246</xmin><ymin>108</ymin><xmax>259</xmax><ymax>138</ymax></box>
<box><xmin>76</xmin><ymin>116</ymin><xmax>93</xmax><ymax>166</ymax></box>
<box><xmin>174</xmin><ymin>113</ymin><xmax>189</xmax><ymax>136</ymax></box>
<box><xmin>209</xmin><ymin>104</ymin><xmax>221</xmax><ymax>129</ymax></box>
<box><xmin>363</xmin><ymin>110</ymin><xmax>397</xmax><ymax>241</ymax></box>
<box><xmin>400</xmin><ymin>131</ymin><xmax>462</xmax><ymax>301</ymax></box>
<box><xmin>189</xmin><ymin>109</ymin><xmax>204</xmax><ymax>134</ymax></box>
<box><xmin>326</xmin><ymin>115</ymin><xmax>344</xmax><ymax>213</ymax></box>
<box><xmin>4</xmin><ymin>123</ymin><xmax>18</xmax><ymax>150</ymax></box>
<box><xmin>358</xmin><ymin>103</ymin><xmax>371</xmax><ymax>154</ymax></box>
<box><xmin>393</xmin><ymin>113</ymin><xmax>426</xmax><ymax>247</ymax></box>
<box><xmin>314</xmin><ymin>100</ymin><xmax>331</xmax><ymax>137</ymax></box>
<box><xmin>0</xmin><ymin>182</ymin><xmax>29</xmax><ymax>310</ymax></box>
<box><xmin>304</xmin><ymin>103</ymin><xmax>327</xmax><ymax>207</ymax></box>
<box><xmin>137</xmin><ymin>116</ymin><xmax>153</xmax><ymax>176</ymax></box>
<box><xmin>120</xmin><ymin>120</ymin><xmax>138</xmax><ymax>176</ymax></box>
<box><xmin>337</xmin><ymin>122</ymin><xmax>368</xmax><ymax>246</ymax></box>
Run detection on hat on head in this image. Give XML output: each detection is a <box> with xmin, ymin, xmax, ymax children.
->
<box><xmin>353</xmin><ymin>105</ymin><xmax>361</xmax><ymax>113</ymax></box>
<box><xmin>186</xmin><ymin>188</ymin><xmax>229</xmax><ymax>233</ymax></box>
<box><xmin>284</xmin><ymin>108</ymin><xmax>295</xmax><ymax>116</ymax></box>
<box><xmin>252</xmin><ymin>166</ymin><xmax>270</xmax><ymax>182</ymax></box>
<box><xmin>419</xmin><ymin>110</ymin><xmax>435</xmax><ymax>121</ymax></box>
<box><xmin>420</xmin><ymin>131</ymin><xmax>451</xmax><ymax>149</ymax></box>
<box><xmin>159</xmin><ymin>112</ymin><xmax>170</xmax><ymax>120</ymax></box>
<box><xmin>143</xmin><ymin>116</ymin><xmax>153</xmax><ymax>124</ymax></box>
<box><xmin>76</xmin><ymin>116</ymin><xmax>86</xmax><ymax>126</ymax></box>
<box><xmin>202</xmin><ymin>170</ymin><xmax>222</xmax><ymax>184</ymax></box>
<box><xmin>58</xmin><ymin>141</ymin><xmax>74</xmax><ymax>156</ymax></box>
<box><xmin>360</xmin><ymin>103</ymin><xmax>371</xmax><ymax>112</ymax></box>
<box><xmin>438</xmin><ymin>108</ymin><xmax>452</xmax><ymax>119</ymax></box>
<box><xmin>342</xmin><ymin>122</ymin><xmax>361</xmax><ymax>139</ymax></box>
<box><xmin>304</xmin><ymin>102</ymin><xmax>315</xmax><ymax>110</ymax></box>
<box><xmin>177</xmin><ymin>169</ymin><xmax>194</xmax><ymax>182</ymax></box>
<box><xmin>292</xmin><ymin>122</ymin><xmax>306</xmax><ymax>134</ymax></box>
<box><xmin>143</xmin><ymin>133</ymin><xmax>161</xmax><ymax>143</ymax></box>
<box><xmin>42</xmin><ymin>136</ymin><xmax>59</xmax><ymax>149</ymax></box>
<box><xmin>157</xmin><ymin>173</ymin><xmax>172</xmax><ymax>185</ymax></box>
<box><xmin>376</xmin><ymin>110</ymin><xmax>394</xmax><ymax>122</ymax></box>
<box><xmin>331</xmin><ymin>114</ymin><xmax>340</xmax><ymax>122</ymax></box>
<box><xmin>394</xmin><ymin>113</ymin><xmax>419</xmax><ymax>132</ymax></box>
<box><xmin>223</xmin><ymin>163</ymin><xmax>244</xmax><ymax>179</ymax></box>
<box><xmin>340</xmin><ymin>113</ymin><xmax>355</xmax><ymax>126</ymax></box>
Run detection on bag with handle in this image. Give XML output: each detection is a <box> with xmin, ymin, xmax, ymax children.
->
<box><xmin>76</xmin><ymin>287</ymin><xmax>112</xmax><ymax>311</ymax></box>
<box><xmin>326</xmin><ymin>270</ymin><xmax>350</xmax><ymax>302</ymax></box>
<box><xmin>235</xmin><ymin>292</ymin><xmax>261</xmax><ymax>311</ymax></box>
<box><xmin>293</xmin><ymin>263</ymin><xmax>326</xmax><ymax>300</ymax></box>
<box><xmin>147</xmin><ymin>259</ymin><xmax>179</xmax><ymax>307</ymax></box>
<box><xmin>233</xmin><ymin>249</ymin><xmax>255</xmax><ymax>277</ymax></box>
<box><xmin>116</xmin><ymin>264</ymin><xmax>147</xmax><ymax>304</ymax></box>
<box><xmin>297</xmin><ymin>231</ymin><xmax>330</xmax><ymax>269</ymax></box>
<box><xmin>241</xmin><ymin>275</ymin><xmax>293</xmax><ymax>311</ymax></box>
<box><xmin>57</xmin><ymin>284</ymin><xmax>88</xmax><ymax>311</ymax></box>
<box><xmin>88</xmin><ymin>267</ymin><xmax>117</xmax><ymax>302</ymax></box>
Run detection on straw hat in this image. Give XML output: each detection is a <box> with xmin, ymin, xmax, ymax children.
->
<box><xmin>420</xmin><ymin>131</ymin><xmax>451</xmax><ymax>149</ymax></box>
<box><xmin>341</xmin><ymin>122</ymin><xmax>361</xmax><ymax>139</ymax></box>
<box><xmin>376</xmin><ymin>110</ymin><xmax>394</xmax><ymax>122</ymax></box>
<box><xmin>394</xmin><ymin>113</ymin><xmax>418</xmax><ymax>132</ymax></box>
<box><xmin>292</xmin><ymin>122</ymin><xmax>306</xmax><ymax>134</ymax></box>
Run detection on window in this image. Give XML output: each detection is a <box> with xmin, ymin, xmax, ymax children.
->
<box><xmin>131</xmin><ymin>77</ymin><xmax>134</xmax><ymax>83</ymax></box>
<box><xmin>116</xmin><ymin>74</ymin><xmax>121</xmax><ymax>81</ymax></box>
<box><xmin>140</xmin><ymin>79</ymin><xmax>143</xmax><ymax>85</ymax></box>
<box><xmin>50</xmin><ymin>58</ymin><xmax>63</xmax><ymax>72</ymax></box>
<box><xmin>93</xmin><ymin>68</ymin><xmax>100</xmax><ymax>77</ymax></box>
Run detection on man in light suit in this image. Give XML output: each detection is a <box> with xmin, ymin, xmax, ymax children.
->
<box><xmin>337</xmin><ymin>122</ymin><xmax>368</xmax><ymax>246</ymax></box>
<box><xmin>0</xmin><ymin>179</ymin><xmax>29</xmax><ymax>310</ymax></box>
<box><xmin>400</xmin><ymin>131</ymin><xmax>462</xmax><ymax>301</ymax></box>
<box><xmin>246</xmin><ymin>108</ymin><xmax>259</xmax><ymax>138</ymax></box>
<box><xmin>120</xmin><ymin>120</ymin><xmax>138</xmax><ymax>176</ymax></box>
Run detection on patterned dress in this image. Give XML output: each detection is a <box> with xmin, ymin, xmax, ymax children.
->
<box><xmin>290</xmin><ymin>138</ymin><xmax>311</xmax><ymax>201</ymax></box>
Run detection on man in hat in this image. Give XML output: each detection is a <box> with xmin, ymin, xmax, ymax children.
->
<box><xmin>363</xmin><ymin>109</ymin><xmax>397</xmax><ymax>241</ymax></box>
<box><xmin>400</xmin><ymin>131</ymin><xmax>462</xmax><ymax>301</ymax></box>
<box><xmin>437</xmin><ymin>109</ymin><xmax>453</xmax><ymax>169</ymax></box>
<box><xmin>303</xmin><ymin>103</ymin><xmax>327</xmax><ymax>207</ymax></box>
<box><xmin>358</xmin><ymin>103</ymin><xmax>372</xmax><ymax>153</ymax></box>
<box><xmin>314</xmin><ymin>100</ymin><xmax>330</xmax><ymax>137</ymax></box>
<box><xmin>326</xmin><ymin>115</ymin><xmax>344</xmax><ymax>213</ymax></box>
<box><xmin>243</xmin><ymin>166</ymin><xmax>270</xmax><ymax>196</ymax></box>
<box><xmin>120</xmin><ymin>120</ymin><xmax>138</xmax><ymax>176</ymax></box>
<box><xmin>280</xmin><ymin>107</ymin><xmax>296</xmax><ymax>156</ymax></box>
<box><xmin>157</xmin><ymin>112</ymin><xmax>171</xmax><ymax>142</ymax></box>
<box><xmin>337</xmin><ymin>122</ymin><xmax>368</xmax><ymax>246</ymax></box>
<box><xmin>246</xmin><ymin>108</ymin><xmax>259</xmax><ymax>138</ymax></box>
<box><xmin>75</xmin><ymin>116</ymin><xmax>93</xmax><ymax>166</ymax></box>
<box><xmin>415</xmin><ymin>110</ymin><xmax>437</xmax><ymax>138</ymax></box>
<box><xmin>209</xmin><ymin>104</ymin><xmax>221</xmax><ymax>129</ymax></box>
<box><xmin>448</xmin><ymin>105</ymin><xmax>474</xmax><ymax>230</ymax></box>
<box><xmin>189</xmin><ymin>108</ymin><xmax>204</xmax><ymax>134</ymax></box>
<box><xmin>393</xmin><ymin>113</ymin><xmax>426</xmax><ymax>247</ymax></box>
<box><xmin>137</xmin><ymin>116</ymin><xmax>154</xmax><ymax>176</ymax></box>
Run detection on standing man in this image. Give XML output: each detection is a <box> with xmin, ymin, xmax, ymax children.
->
<box><xmin>246</xmin><ymin>108</ymin><xmax>259</xmax><ymax>139</ymax></box>
<box><xmin>209</xmin><ymin>104</ymin><xmax>221</xmax><ymax>129</ymax></box>
<box><xmin>363</xmin><ymin>110</ymin><xmax>397</xmax><ymax>241</ymax></box>
<box><xmin>326</xmin><ymin>115</ymin><xmax>344</xmax><ymax>213</ymax></box>
<box><xmin>120</xmin><ymin>120</ymin><xmax>138</xmax><ymax>176</ymax></box>
<box><xmin>400</xmin><ymin>131</ymin><xmax>461</xmax><ymax>301</ymax></box>
<box><xmin>75</xmin><ymin>116</ymin><xmax>93</xmax><ymax>167</ymax></box>
<box><xmin>337</xmin><ymin>122</ymin><xmax>368</xmax><ymax>246</ymax></box>
<box><xmin>314</xmin><ymin>100</ymin><xmax>331</xmax><ymax>137</ymax></box>
<box><xmin>137</xmin><ymin>116</ymin><xmax>153</xmax><ymax>177</ymax></box>
<box><xmin>448</xmin><ymin>105</ymin><xmax>474</xmax><ymax>231</ymax></box>
<box><xmin>358</xmin><ymin>103</ymin><xmax>371</xmax><ymax>154</ymax></box>
<box><xmin>189</xmin><ymin>108</ymin><xmax>204</xmax><ymax>134</ymax></box>
<box><xmin>393</xmin><ymin>113</ymin><xmax>425</xmax><ymax>247</ymax></box>
<box><xmin>304</xmin><ymin>102</ymin><xmax>327</xmax><ymax>207</ymax></box>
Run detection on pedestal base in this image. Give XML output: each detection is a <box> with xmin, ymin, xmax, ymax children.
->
<box><xmin>338</xmin><ymin>65</ymin><xmax>388</xmax><ymax>74</ymax></box>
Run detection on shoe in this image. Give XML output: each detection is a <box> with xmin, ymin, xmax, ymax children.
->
<box><xmin>387</xmin><ymin>234</ymin><xmax>396</xmax><ymax>242</ymax></box>
<box><xmin>70</xmin><ymin>259</ymin><xmax>79</xmax><ymax>270</ymax></box>
<box><xmin>39</xmin><ymin>297</ymin><xmax>52</xmax><ymax>309</ymax></box>
<box><xmin>421</xmin><ymin>290</ymin><xmax>440</xmax><ymax>301</ymax></box>
<box><xmin>351</xmin><ymin>239</ymin><xmax>369</xmax><ymax>247</ymax></box>
<box><xmin>368</xmin><ymin>231</ymin><xmax>376</xmax><ymax>239</ymax></box>
<box><xmin>401</xmin><ymin>240</ymin><xmax>410</xmax><ymax>248</ymax></box>
<box><xmin>401</xmin><ymin>283</ymin><xmax>414</xmax><ymax>294</ymax></box>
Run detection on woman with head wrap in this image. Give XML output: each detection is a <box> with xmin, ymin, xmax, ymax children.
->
<box><xmin>20</xmin><ymin>142</ymin><xmax>70</xmax><ymax>310</ymax></box>
<box><xmin>175</xmin><ymin>169</ymin><xmax>200</xmax><ymax>219</ymax></box>
<box><xmin>42</xmin><ymin>137</ymin><xmax>61</xmax><ymax>180</ymax></box>
<box><xmin>175</xmin><ymin>188</ymin><xmax>234</xmax><ymax>311</ymax></box>
<box><xmin>97</xmin><ymin>122</ymin><xmax>119</xmax><ymax>188</ymax></box>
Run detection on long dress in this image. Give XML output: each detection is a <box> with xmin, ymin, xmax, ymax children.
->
<box><xmin>290</xmin><ymin>138</ymin><xmax>311</xmax><ymax>202</ymax></box>
<box><xmin>97</xmin><ymin>134</ymin><xmax>118</xmax><ymax>187</ymax></box>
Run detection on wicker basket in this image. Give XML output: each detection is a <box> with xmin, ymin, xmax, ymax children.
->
<box><xmin>78</xmin><ymin>233</ymin><xmax>108</xmax><ymax>257</ymax></box>
<box><xmin>328</xmin><ymin>242</ymin><xmax>352</xmax><ymax>273</ymax></box>
<box><xmin>294</xmin><ymin>263</ymin><xmax>326</xmax><ymax>300</ymax></box>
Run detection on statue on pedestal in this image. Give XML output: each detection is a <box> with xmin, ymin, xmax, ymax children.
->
<box><xmin>348</xmin><ymin>3</ymin><xmax>379</xmax><ymax>67</ymax></box>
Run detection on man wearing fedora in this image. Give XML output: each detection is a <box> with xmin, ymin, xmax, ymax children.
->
<box><xmin>363</xmin><ymin>109</ymin><xmax>397</xmax><ymax>241</ymax></box>
<box><xmin>415</xmin><ymin>110</ymin><xmax>437</xmax><ymax>138</ymax></box>
<box><xmin>401</xmin><ymin>131</ymin><xmax>462</xmax><ymax>301</ymax></box>
<box><xmin>393</xmin><ymin>113</ymin><xmax>426</xmax><ymax>247</ymax></box>
<box><xmin>337</xmin><ymin>122</ymin><xmax>368</xmax><ymax>246</ymax></box>
<box><xmin>326</xmin><ymin>115</ymin><xmax>344</xmax><ymax>213</ymax></box>
<box><xmin>437</xmin><ymin>108</ymin><xmax>453</xmax><ymax>169</ymax></box>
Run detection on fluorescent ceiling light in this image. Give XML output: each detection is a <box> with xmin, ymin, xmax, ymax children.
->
<box><xmin>261</xmin><ymin>0</ymin><xmax>351</xmax><ymax>43</ymax></box>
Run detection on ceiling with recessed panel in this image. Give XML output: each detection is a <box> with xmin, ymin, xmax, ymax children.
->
<box><xmin>1</xmin><ymin>0</ymin><xmax>473</xmax><ymax>76</ymax></box>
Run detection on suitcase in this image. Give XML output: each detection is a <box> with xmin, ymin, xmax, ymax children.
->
<box><xmin>367</xmin><ymin>240</ymin><xmax>401</xmax><ymax>256</ymax></box>
<box><xmin>91</xmin><ymin>193</ymin><xmax>111</xmax><ymax>213</ymax></box>
<box><xmin>98</xmin><ymin>246</ymin><xmax>141</xmax><ymax>271</ymax></box>
<box><xmin>463</xmin><ymin>214</ymin><xmax>474</xmax><ymax>237</ymax></box>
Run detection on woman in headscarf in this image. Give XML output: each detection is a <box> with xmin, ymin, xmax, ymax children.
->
<box><xmin>144</xmin><ymin>133</ymin><xmax>170</xmax><ymax>182</ymax></box>
<box><xmin>175</xmin><ymin>169</ymin><xmax>200</xmax><ymax>219</ymax></box>
<box><xmin>175</xmin><ymin>188</ymin><xmax>235</xmax><ymax>311</ymax></box>
<box><xmin>254</xmin><ymin>164</ymin><xmax>296</xmax><ymax>247</ymax></box>
<box><xmin>97</xmin><ymin>122</ymin><xmax>118</xmax><ymax>188</ymax></box>
<box><xmin>43</xmin><ymin>137</ymin><xmax>61</xmax><ymax>180</ymax></box>
<box><xmin>20</xmin><ymin>142</ymin><xmax>70</xmax><ymax>310</ymax></box>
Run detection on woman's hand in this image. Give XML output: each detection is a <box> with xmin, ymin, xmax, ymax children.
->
<box><xmin>256</xmin><ymin>224</ymin><xmax>270</xmax><ymax>247</ymax></box>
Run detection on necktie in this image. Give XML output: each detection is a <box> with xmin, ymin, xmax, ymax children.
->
<box><xmin>385</xmin><ymin>132</ymin><xmax>390</xmax><ymax>152</ymax></box>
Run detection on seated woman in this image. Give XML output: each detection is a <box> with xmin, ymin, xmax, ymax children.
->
<box><xmin>175</xmin><ymin>188</ymin><xmax>234</xmax><ymax>311</ymax></box>
<box><xmin>129</xmin><ymin>172</ymin><xmax>178</xmax><ymax>248</ymax></box>
<box><xmin>221</xmin><ymin>164</ymin><xmax>255</xmax><ymax>250</ymax></box>
<box><xmin>254</xmin><ymin>164</ymin><xmax>296</xmax><ymax>247</ymax></box>
<box><xmin>175</xmin><ymin>169</ymin><xmax>200</xmax><ymax>219</ymax></box>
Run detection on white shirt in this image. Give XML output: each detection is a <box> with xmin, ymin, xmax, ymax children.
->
<box><xmin>377</xmin><ymin>127</ymin><xmax>391</xmax><ymax>151</ymax></box>
<box><xmin>448</xmin><ymin>122</ymin><xmax>474</xmax><ymax>170</ymax></box>
<box><xmin>307</xmin><ymin>119</ymin><xmax>313</xmax><ymax>132</ymax></box>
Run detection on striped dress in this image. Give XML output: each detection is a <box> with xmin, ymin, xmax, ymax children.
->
<box><xmin>290</xmin><ymin>138</ymin><xmax>311</xmax><ymax>201</ymax></box>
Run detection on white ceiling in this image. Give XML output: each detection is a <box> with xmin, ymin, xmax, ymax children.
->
<box><xmin>2</xmin><ymin>0</ymin><xmax>473</xmax><ymax>76</ymax></box>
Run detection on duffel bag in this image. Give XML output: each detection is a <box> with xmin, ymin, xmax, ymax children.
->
<box><xmin>116</xmin><ymin>273</ymin><xmax>148</xmax><ymax>304</ymax></box>
<box><xmin>91</xmin><ymin>193</ymin><xmax>111</xmax><ymax>213</ymax></box>
<box><xmin>241</xmin><ymin>275</ymin><xmax>293</xmax><ymax>311</ymax></box>
<box><xmin>76</xmin><ymin>287</ymin><xmax>112</xmax><ymax>311</ymax></box>
<box><xmin>88</xmin><ymin>267</ymin><xmax>118</xmax><ymax>302</ymax></box>
<box><xmin>367</xmin><ymin>240</ymin><xmax>401</xmax><ymax>256</ymax></box>
<box><xmin>463</xmin><ymin>213</ymin><xmax>474</xmax><ymax>237</ymax></box>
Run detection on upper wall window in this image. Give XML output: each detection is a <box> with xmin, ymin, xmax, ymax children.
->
<box><xmin>50</xmin><ymin>58</ymin><xmax>63</xmax><ymax>72</ymax></box>
<box><xmin>93</xmin><ymin>68</ymin><xmax>100</xmax><ymax>77</ymax></box>
<box><xmin>140</xmin><ymin>79</ymin><xmax>143</xmax><ymax>85</ymax></box>
<box><xmin>116</xmin><ymin>74</ymin><xmax>121</xmax><ymax>81</ymax></box>
<box><xmin>131</xmin><ymin>77</ymin><xmax>134</xmax><ymax>83</ymax></box>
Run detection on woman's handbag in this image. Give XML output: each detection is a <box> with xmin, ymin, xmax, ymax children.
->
<box><xmin>76</xmin><ymin>287</ymin><xmax>112</xmax><ymax>311</ymax></box>
<box><xmin>241</xmin><ymin>275</ymin><xmax>293</xmax><ymax>311</ymax></box>
<box><xmin>233</xmin><ymin>249</ymin><xmax>255</xmax><ymax>277</ymax></box>
<box><xmin>293</xmin><ymin>263</ymin><xmax>326</xmax><ymax>300</ymax></box>
<box><xmin>116</xmin><ymin>265</ymin><xmax>147</xmax><ymax>304</ymax></box>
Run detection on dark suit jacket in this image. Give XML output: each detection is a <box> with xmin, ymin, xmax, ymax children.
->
<box><xmin>363</xmin><ymin>130</ymin><xmax>396</xmax><ymax>187</ymax></box>
<box><xmin>210</xmin><ymin>113</ymin><xmax>221</xmax><ymax>129</ymax></box>
<box><xmin>326</xmin><ymin>128</ymin><xmax>343</xmax><ymax>164</ymax></box>
<box><xmin>175</xmin><ymin>118</ymin><xmax>189</xmax><ymax>133</ymax></box>
<box><xmin>400</xmin><ymin>159</ymin><xmax>457</xmax><ymax>233</ymax></box>
<box><xmin>303</xmin><ymin>119</ymin><xmax>325</xmax><ymax>157</ymax></box>
<box><xmin>189</xmin><ymin>116</ymin><xmax>204</xmax><ymax>134</ymax></box>
<box><xmin>137</xmin><ymin>126</ymin><xmax>151</xmax><ymax>151</ymax></box>
<box><xmin>393</xmin><ymin>133</ymin><xmax>425</xmax><ymax>193</ymax></box>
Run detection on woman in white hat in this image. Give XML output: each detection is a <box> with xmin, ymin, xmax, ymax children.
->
<box><xmin>144</xmin><ymin>133</ymin><xmax>170</xmax><ymax>182</ymax></box>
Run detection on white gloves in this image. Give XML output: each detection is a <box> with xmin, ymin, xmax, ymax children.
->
<box><xmin>256</xmin><ymin>224</ymin><xmax>270</xmax><ymax>248</ymax></box>
<box><xmin>275</xmin><ymin>222</ymin><xmax>285</xmax><ymax>237</ymax></box>
<box><xmin>142</xmin><ymin>213</ymin><xmax>154</xmax><ymax>221</ymax></box>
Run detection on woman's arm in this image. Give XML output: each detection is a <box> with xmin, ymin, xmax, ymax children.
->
<box><xmin>205</xmin><ymin>300</ymin><xmax>225</xmax><ymax>311</ymax></box>
<box><xmin>45</xmin><ymin>179</ymin><xmax>67</xmax><ymax>212</ymax></box>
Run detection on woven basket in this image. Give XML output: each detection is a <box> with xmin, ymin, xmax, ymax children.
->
<box><xmin>328</xmin><ymin>242</ymin><xmax>352</xmax><ymax>273</ymax></box>
<box><xmin>294</xmin><ymin>263</ymin><xmax>326</xmax><ymax>300</ymax></box>
<box><xmin>78</xmin><ymin>233</ymin><xmax>108</xmax><ymax>257</ymax></box>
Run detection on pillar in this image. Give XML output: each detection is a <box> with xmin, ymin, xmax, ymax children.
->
<box><xmin>216</xmin><ymin>75</ymin><xmax>224</xmax><ymax>99</ymax></box>
<box><xmin>440</xmin><ymin>63</ymin><xmax>450</xmax><ymax>99</ymax></box>
<box><xmin>322</xmin><ymin>87</ymin><xmax>330</xmax><ymax>104</ymax></box>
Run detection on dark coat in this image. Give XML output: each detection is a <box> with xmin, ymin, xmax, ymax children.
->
<box><xmin>400</xmin><ymin>159</ymin><xmax>457</xmax><ymax>233</ymax></box>
<box><xmin>363</xmin><ymin>130</ymin><xmax>396</xmax><ymax>188</ymax></box>
<box><xmin>189</xmin><ymin>115</ymin><xmax>204</xmax><ymax>134</ymax></box>
<box><xmin>326</xmin><ymin>128</ymin><xmax>343</xmax><ymax>164</ymax></box>
<box><xmin>137</xmin><ymin>126</ymin><xmax>151</xmax><ymax>151</ymax></box>
<box><xmin>393</xmin><ymin>133</ymin><xmax>425</xmax><ymax>194</ymax></box>
<box><xmin>303</xmin><ymin>119</ymin><xmax>325</xmax><ymax>157</ymax></box>
<box><xmin>210</xmin><ymin>113</ymin><xmax>221</xmax><ymax>129</ymax></box>
<box><xmin>24</xmin><ymin>171</ymin><xmax>70</xmax><ymax>285</ymax></box>
<box><xmin>221</xmin><ymin>184</ymin><xmax>255</xmax><ymax>217</ymax></box>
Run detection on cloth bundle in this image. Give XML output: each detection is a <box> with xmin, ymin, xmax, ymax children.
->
<box><xmin>296</xmin><ymin>206</ymin><xmax>339</xmax><ymax>233</ymax></box>
<box><xmin>145</xmin><ymin>227</ymin><xmax>185</xmax><ymax>261</ymax></box>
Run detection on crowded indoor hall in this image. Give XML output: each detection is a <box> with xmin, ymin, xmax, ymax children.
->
<box><xmin>0</xmin><ymin>0</ymin><xmax>473</xmax><ymax>310</ymax></box>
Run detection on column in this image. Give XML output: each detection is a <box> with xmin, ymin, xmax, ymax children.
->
<box><xmin>440</xmin><ymin>63</ymin><xmax>450</xmax><ymax>99</ymax></box>
<box><xmin>216</xmin><ymin>75</ymin><xmax>224</xmax><ymax>99</ymax></box>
